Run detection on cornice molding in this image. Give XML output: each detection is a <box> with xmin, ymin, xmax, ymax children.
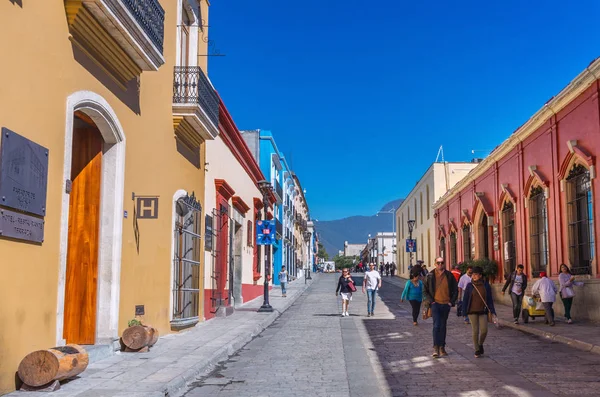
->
<box><xmin>215</xmin><ymin>179</ymin><xmax>235</xmax><ymax>200</ymax></box>
<box><xmin>433</xmin><ymin>59</ymin><xmax>600</xmax><ymax>210</ymax></box>
<box><xmin>232</xmin><ymin>196</ymin><xmax>250</xmax><ymax>214</ymax></box>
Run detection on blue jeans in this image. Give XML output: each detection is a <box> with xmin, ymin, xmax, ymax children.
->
<box><xmin>367</xmin><ymin>289</ymin><xmax>377</xmax><ymax>313</ymax></box>
<box><xmin>280</xmin><ymin>283</ymin><xmax>287</xmax><ymax>295</ymax></box>
<box><xmin>431</xmin><ymin>303</ymin><xmax>451</xmax><ymax>347</ymax></box>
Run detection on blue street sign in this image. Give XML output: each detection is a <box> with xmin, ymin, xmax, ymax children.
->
<box><xmin>256</xmin><ymin>220</ymin><xmax>275</xmax><ymax>245</ymax></box>
<box><xmin>406</xmin><ymin>239</ymin><xmax>417</xmax><ymax>253</ymax></box>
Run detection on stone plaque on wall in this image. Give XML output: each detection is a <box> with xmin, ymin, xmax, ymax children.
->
<box><xmin>0</xmin><ymin>128</ymin><xmax>49</xmax><ymax>216</ymax></box>
<box><xmin>0</xmin><ymin>208</ymin><xmax>44</xmax><ymax>243</ymax></box>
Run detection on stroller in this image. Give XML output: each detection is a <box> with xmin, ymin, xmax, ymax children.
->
<box><xmin>521</xmin><ymin>295</ymin><xmax>546</xmax><ymax>323</ymax></box>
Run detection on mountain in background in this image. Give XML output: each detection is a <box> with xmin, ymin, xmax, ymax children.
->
<box><xmin>317</xmin><ymin>198</ymin><xmax>404</xmax><ymax>258</ymax></box>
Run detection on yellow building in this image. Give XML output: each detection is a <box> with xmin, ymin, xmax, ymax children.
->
<box><xmin>0</xmin><ymin>0</ymin><xmax>217</xmax><ymax>393</ymax></box>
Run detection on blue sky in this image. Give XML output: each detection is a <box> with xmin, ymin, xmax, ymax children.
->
<box><xmin>208</xmin><ymin>0</ymin><xmax>600</xmax><ymax>221</ymax></box>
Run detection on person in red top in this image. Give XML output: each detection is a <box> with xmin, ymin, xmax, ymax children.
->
<box><xmin>451</xmin><ymin>265</ymin><xmax>461</xmax><ymax>282</ymax></box>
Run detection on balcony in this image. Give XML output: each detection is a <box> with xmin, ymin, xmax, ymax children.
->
<box><xmin>275</xmin><ymin>219</ymin><xmax>283</xmax><ymax>239</ymax></box>
<box><xmin>65</xmin><ymin>0</ymin><xmax>165</xmax><ymax>85</ymax></box>
<box><xmin>274</xmin><ymin>180</ymin><xmax>283</xmax><ymax>203</ymax></box>
<box><xmin>172</xmin><ymin>67</ymin><xmax>220</xmax><ymax>147</ymax></box>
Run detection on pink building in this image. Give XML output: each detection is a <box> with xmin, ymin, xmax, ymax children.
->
<box><xmin>434</xmin><ymin>58</ymin><xmax>600</xmax><ymax>321</ymax></box>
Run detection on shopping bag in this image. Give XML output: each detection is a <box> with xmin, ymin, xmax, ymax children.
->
<box><xmin>535</xmin><ymin>301</ymin><xmax>545</xmax><ymax>311</ymax></box>
<box><xmin>422</xmin><ymin>307</ymin><xmax>431</xmax><ymax>320</ymax></box>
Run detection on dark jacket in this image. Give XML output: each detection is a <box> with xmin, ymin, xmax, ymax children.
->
<box><xmin>462</xmin><ymin>281</ymin><xmax>496</xmax><ymax>315</ymax></box>
<box><xmin>502</xmin><ymin>271</ymin><xmax>528</xmax><ymax>294</ymax></box>
<box><xmin>423</xmin><ymin>270</ymin><xmax>458</xmax><ymax>306</ymax></box>
<box><xmin>336</xmin><ymin>276</ymin><xmax>354</xmax><ymax>294</ymax></box>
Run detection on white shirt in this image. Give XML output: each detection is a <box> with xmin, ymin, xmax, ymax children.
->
<box><xmin>458</xmin><ymin>273</ymin><xmax>471</xmax><ymax>290</ymax></box>
<box><xmin>532</xmin><ymin>277</ymin><xmax>558</xmax><ymax>303</ymax></box>
<box><xmin>364</xmin><ymin>270</ymin><xmax>381</xmax><ymax>290</ymax></box>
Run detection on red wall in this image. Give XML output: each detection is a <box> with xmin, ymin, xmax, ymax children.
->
<box><xmin>435</xmin><ymin>82</ymin><xmax>600</xmax><ymax>281</ymax></box>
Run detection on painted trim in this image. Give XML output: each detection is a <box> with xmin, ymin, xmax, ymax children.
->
<box><xmin>169</xmin><ymin>189</ymin><xmax>189</xmax><ymax>322</ymax></box>
<box><xmin>215</xmin><ymin>178</ymin><xmax>235</xmax><ymax>200</ymax></box>
<box><xmin>57</xmin><ymin>91</ymin><xmax>126</xmax><ymax>345</ymax></box>
<box><xmin>232</xmin><ymin>196</ymin><xmax>250</xmax><ymax>214</ymax></box>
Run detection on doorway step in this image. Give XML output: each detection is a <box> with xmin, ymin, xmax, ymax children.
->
<box><xmin>82</xmin><ymin>341</ymin><xmax>119</xmax><ymax>364</ymax></box>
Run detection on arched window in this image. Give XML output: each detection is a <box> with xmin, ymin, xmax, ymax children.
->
<box><xmin>449</xmin><ymin>232</ymin><xmax>457</xmax><ymax>266</ymax></box>
<box><xmin>502</xmin><ymin>201</ymin><xmax>516</xmax><ymax>276</ymax></box>
<box><xmin>440</xmin><ymin>236</ymin><xmax>446</xmax><ymax>264</ymax></box>
<box><xmin>529</xmin><ymin>186</ymin><xmax>548</xmax><ymax>277</ymax></box>
<box><xmin>566</xmin><ymin>164</ymin><xmax>595</xmax><ymax>275</ymax></box>
<box><xmin>462</xmin><ymin>224</ymin><xmax>472</xmax><ymax>262</ymax></box>
<box><xmin>478</xmin><ymin>213</ymin><xmax>490</xmax><ymax>259</ymax></box>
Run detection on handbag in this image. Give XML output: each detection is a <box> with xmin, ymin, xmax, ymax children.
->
<box><xmin>422</xmin><ymin>307</ymin><xmax>431</xmax><ymax>320</ymax></box>
<box><xmin>473</xmin><ymin>284</ymin><xmax>501</xmax><ymax>329</ymax></box>
<box><xmin>348</xmin><ymin>280</ymin><xmax>357</xmax><ymax>292</ymax></box>
<box><xmin>561</xmin><ymin>286</ymin><xmax>575</xmax><ymax>298</ymax></box>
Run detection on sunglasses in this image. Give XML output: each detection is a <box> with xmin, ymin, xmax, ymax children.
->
<box><xmin>436</xmin><ymin>262</ymin><xmax>444</xmax><ymax>265</ymax></box>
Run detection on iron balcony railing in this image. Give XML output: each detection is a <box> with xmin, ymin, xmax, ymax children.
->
<box><xmin>122</xmin><ymin>0</ymin><xmax>165</xmax><ymax>53</ymax></box>
<box><xmin>275</xmin><ymin>180</ymin><xmax>283</xmax><ymax>200</ymax></box>
<box><xmin>173</xmin><ymin>66</ymin><xmax>220</xmax><ymax>127</ymax></box>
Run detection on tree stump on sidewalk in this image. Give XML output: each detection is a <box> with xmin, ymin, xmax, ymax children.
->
<box><xmin>121</xmin><ymin>325</ymin><xmax>158</xmax><ymax>352</ymax></box>
<box><xmin>17</xmin><ymin>344</ymin><xmax>89</xmax><ymax>388</ymax></box>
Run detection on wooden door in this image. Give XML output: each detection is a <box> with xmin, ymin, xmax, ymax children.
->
<box><xmin>63</xmin><ymin>122</ymin><xmax>103</xmax><ymax>344</ymax></box>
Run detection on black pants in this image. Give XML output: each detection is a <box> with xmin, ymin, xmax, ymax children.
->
<box><xmin>510</xmin><ymin>292</ymin><xmax>524</xmax><ymax>320</ymax></box>
<box><xmin>543</xmin><ymin>302</ymin><xmax>555</xmax><ymax>324</ymax></box>
<box><xmin>561</xmin><ymin>297</ymin><xmax>573</xmax><ymax>320</ymax></box>
<box><xmin>409</xmin><ymin>300</ymin><xmax>421</xmax><ymax>322</ymax></box>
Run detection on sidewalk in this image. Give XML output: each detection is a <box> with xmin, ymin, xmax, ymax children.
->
<box><xmin>385</xmin><ymin>275</ymin><xmax>600</xmax><ymax>356</ymax></box>
<box><xmin>8</xmin><ymin>277</ymin><xmax>313</xmax><ymax>397</ymax></box>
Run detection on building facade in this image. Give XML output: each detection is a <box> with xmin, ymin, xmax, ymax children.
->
<box><xmin>395</xmin><ymin>162</ymin><xmax>478</xmax><ymax>277</ymax></box>
<box><xmin>344</xmin><ymin>241</ymin><xmax>365</xmax><ymax>258</ymax></box>
<box><xmin>434</xmin><ymin>58</ymin><xmax>600</xmax><ymax>321</ymax></box>
<box><xmin>0</xmin><ymin>0</ymin><xmax>217</xmax><ymax>393</ymax></box>
<box><xmin>202</xmin><ymin>100</ymin><xmax>271</xmax><ymax>319</ymax></box>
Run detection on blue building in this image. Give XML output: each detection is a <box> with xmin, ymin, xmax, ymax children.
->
<box><xmin>240</xmin><ymin>130</ymin><xmax>287</xmax><ymax>285</ymax></box>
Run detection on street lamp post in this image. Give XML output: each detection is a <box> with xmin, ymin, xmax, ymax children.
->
<box><xmin>407</xmin><ymin>219</ymin><xmax>416</xmax><ymax>271</ymax></box>
<box><xmin>303</xmin><ymin>231</ymin><xmax>312</xmax><ymax>280</ymax></box>
<box><xmin>257</xmin><ymin>180</ymin><xmax>274</xmax><ymax>313</ymax></box>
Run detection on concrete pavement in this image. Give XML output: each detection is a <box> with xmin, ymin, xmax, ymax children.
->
<box><xmin>8</xmin><ymin>277</ymin><xmax>312</xmax><ymax>397</ymax></box>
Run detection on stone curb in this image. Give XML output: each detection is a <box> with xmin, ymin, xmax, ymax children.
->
<box><xmin>166</xmin><ymin>279</ymin><xmax>313</xmax><ymax>397</ymax></box>
<box><xmin>497</xmin><ymin>319</ymin><xmax>599</xmax><ymax>355</ymax></box>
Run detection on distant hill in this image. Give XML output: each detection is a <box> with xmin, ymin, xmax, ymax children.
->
<box><xmin>317</xmin><ymin>198</ymin><xmax>404</xmax><ymax>258</ymax></box>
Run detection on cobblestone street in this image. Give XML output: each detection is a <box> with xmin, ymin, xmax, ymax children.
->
<box><xmin>185</xmin><ymin>274</ymin><xmax>600</xmax><ymax>397</ymax></box>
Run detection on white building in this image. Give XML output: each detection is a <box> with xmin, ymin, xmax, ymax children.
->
<box><xmin>343</xmin><ymin>241</ymin><xmax>365</xmax><ymax>258</ymax></box>
<box><xmin>395</xmin><ymin>161</ymin><xmax>479</xmax><ymax>277</ymax></box>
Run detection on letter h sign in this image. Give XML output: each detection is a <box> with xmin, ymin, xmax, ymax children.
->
<box><xmin>136</xmin><ymin>197</ymin><xmax>159</xmax><ymax>219</ymax></box>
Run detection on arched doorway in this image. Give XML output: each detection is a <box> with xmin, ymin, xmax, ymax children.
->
<box><xmin>57</xmin><ymin>92</ymin><xmax>126</xmax><ymax>346</ymax></box>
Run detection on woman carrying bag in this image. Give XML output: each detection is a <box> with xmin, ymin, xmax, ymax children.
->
<box><xmin>462</xmin><ymin>266</ymin><xmax>496</xmax><ymax>358</ymax></box>
<box><xmin>559</xmin><ymin>264</ymin><xmax>580</xmax><ymax>324</ymax></box>
<box><xmin>336</xmin><ymin>268</ymin><xmax>356</xmax><ymax>317</ymax></box>
<box><xmin>401</xmin><ymin>273</ymin><xmax>423</xmax><ymax>326</ymax></box>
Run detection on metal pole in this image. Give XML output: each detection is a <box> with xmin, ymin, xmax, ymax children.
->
<box><xmin>258</xmin><ymin>191</ymin><xmax>273</xmax><ymax>313</ymax></box>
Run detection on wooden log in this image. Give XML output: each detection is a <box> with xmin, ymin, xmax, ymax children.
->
<box><xmin>121</xmin><ymin>325</ymin><xmax>157</xmax><ymax>350</ymax></box>
<box><xmin>17</xmin><ymin>344</ymin><xmax>89</xmax><ymax>387</ymax></box>
<box><xmin>148</xmin><ymin>326</ymin><xmax>159</xmax><ymax>347</ymax></box>
<box><xmin>124</xmin><ymin>346</ymin><xmax>149</xmax><ymax>353</ymax></box>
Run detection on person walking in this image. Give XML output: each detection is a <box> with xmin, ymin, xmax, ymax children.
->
<box><xmin>532</xmin><ymin>271</ymin><xmax>558</xmax><ymax>326</ymax></box>
<box><xmin>336</xmin><ymin>268</ymin><xmax>355</xmax><ymax>317</ymax></box>
<box><xmin>558</xmin><ymin>264</ymin><xmax>576</xmax><ymax>324</ymax></box>
<box><xmin>363</xmin><ymin>263</ymin><xmax>382</xmax><ymax>317</ymax></box>
<box><xmin>385</xmin><ymin>262</ymin><xmax>390</xmax><ymax>277</ymax></box>
<box><xmin>502</xmin><ymin>264</ymin><xmax>527</xmax><ymax>324</ymax></box>
<box><xmin>462</xmin><ymin>266</ymin><xmax>496</xmax><ymax>358</ymax></box>
<box><xmin>401</xmin><ymin>273</ymin><xmax>423</xmax><ymax>325</ymax></box>
<box><xmin>390</xmin><ymin>262</ymin><xmax>397</xmax><ymax>277</ymax></box>
<box><xmin>423</xmin><ymin>257</ymin><xmax>458</xmax><ymax>358</ymax></box>
<box><xmin>379</xmin><ymin>263</ymin><xmax>384</xmax><ymax>275</ymax></box>
<box><xmin>278</xmin><ymin>266</ymin><xmax>288</xmax><ymax>298</ymax></box>
<box><xmin>458</xmin><ymin>265</ymin><xmax>473</xmax><ymax>324</ymax></box>
<box><xmin>451</xmin><ymin>265</ymin><xmax>461</xmax><ymax>282</ymax></box>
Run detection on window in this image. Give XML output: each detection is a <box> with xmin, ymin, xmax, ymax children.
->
<box><xmin>401</xmin><ymin>212</ymin><xmax>405</xmax><ymax>239</ymax></box>
<box><xmin>247</xmin><ymin>220</ymin><xmax>253</xmax><ymax>247</ymax></box>
<box><xmin>502</xmin><ymin>201</ymin><xmax>516</xmax><ymax>276</ymax></box>
<box><xmin>440</xmin><ymin>236</ymin><xmax>446</xmax><ymax>264</ymax></box>
<box><xmin>173</xmin><ymin>193</ymin><xmax>202</xmax><ymax>323</ymax></box>
<box><xmin>427</xmin><ymin>229</ymin><xmax>431</xmax><ymax>265</ymax></box>
<box><xmin>529</xmin><ymin>186</ymin><xmax>548</xmax><ymax>277</ymax></box>
<box><xmin>426</xmin><ymin>185</ymin><xmax>430</xmax><ymax>220</ymax></box>
<box><xmin>566</xmin><ymin>164</ymin><xmax>595</xmax><ymax>275</ymax></box>
<box><xmin>420</xmin><ymin>192</ymin><xmax>423</xmax><ymax>225</ymax></box>
<box><xmin>478</xmin><ymin>214</ymin><xmax>490</xmax><ymax>259</ymax></box>
<box><xmin>462</xmin><ymin>224</ymin><xmax>472</xmax><ymax>262</ymax></box>
<box><xmin>449</xmin><ymin>232</ymin><xmax>457</xmax><ymax>266</ymax></box>
<box><xmin>414</xmin><ymin>198</ymin><xmax>417</xmax><ymax>226</ymax></box>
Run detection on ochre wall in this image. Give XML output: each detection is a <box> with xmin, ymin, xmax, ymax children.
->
<box><xmin>0</xmin><ymin>1</ymin><xmax>207</xmax><ymax>393</ymax></box>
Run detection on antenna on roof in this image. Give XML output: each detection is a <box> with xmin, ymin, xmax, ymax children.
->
<box><xmin>435</xmin><ymin>145</ymin><xmax>445</xmax><ymax>163</ymax></box>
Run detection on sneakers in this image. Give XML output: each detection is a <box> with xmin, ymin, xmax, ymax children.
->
<box><xmin>474</xmin><ymin>349</ymin><xmax>482</xmax><ymax>358</ymax></box>
<box><xmin>514</xmin><ymin>319</ymin><xmax>518</xmax><ymax>324</ymax></box>
<box><xmin>439</xmin><ymin>346</ymin><xmax>448</xmax><ymax>357</ymax></box>
<box><xmin>567</xmin><ymin>319</ymin><xmax>573</xmax><ymax>324</ymax></box>
<box><xmin>432</xmin><ymin>346</ymin><xmax>440</xmax><ymax>358</ymax></box>
<box><xmin>464</xmin><ymin>319</ymin><xmax>471</xmax><ymax>325</ymax></box>
<box><xmin>367</xmin><ymin>313</ymin><xmax>372</xmax><ymax>317</ymax></box>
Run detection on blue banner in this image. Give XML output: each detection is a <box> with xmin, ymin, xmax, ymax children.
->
<box><xmin>405</xmin><ymin>239</ymin><xmax>417</xmax><ymax>253</ymax></box>
<box><xmin>256</xmin><ymin>220</ymin><xmax>275</xmax><ymax>245</ymax></box>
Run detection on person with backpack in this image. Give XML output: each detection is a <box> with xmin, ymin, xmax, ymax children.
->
<box><xmin>401</xmin><ymin>273</ymin><xmax>423</xmax><ymax>325</ymax></box>
<box><xmin>502</xmin><ymin>264</ymin><xmax>527</xmax><ymax>324</ymax></box>
<box><xmin>462</xmin><ymin>266</ymin><xmax>496</xmax><ymax>358</ymax></box>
